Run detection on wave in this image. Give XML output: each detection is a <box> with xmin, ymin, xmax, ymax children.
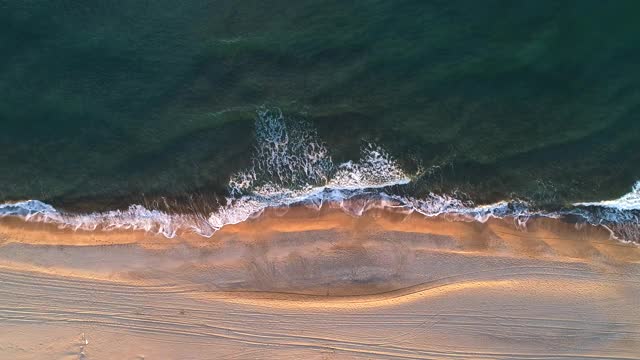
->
<box><xmin>1</xmin><ymin>109</ymin><xmax>638</xmax><ymax>243</ymax></box>
<box><xmin>569</xmin><ymin>181</ymin><xmax>640</xmax><ymax>242</ymax></box>
<box><xmin>0</xmin><ymin>192</ymin><xmax>533</xmax><ymax>237</ymax></box>
<box><xmin>573</xmin><ymin>181</ymin><xmax>640</xmax><ymax>210</ymax></box>
<box><xmin>3</xmin><ymin>188</ymin><xmax>638</xmax><ymax>243</ymax></box>
<box><xmin>0</xmin><ymin>200</ymin><xmax>199</xmax><ymax>238</ymax></box>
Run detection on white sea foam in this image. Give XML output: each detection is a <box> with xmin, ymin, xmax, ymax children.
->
<box><xmin>1</xmin><ymin>187</ymin><xmax>637</xmax><ymax>243</ymax></box>
<box><xmin>207</xmin><ymin>108</ymin><xmax>412</xmax><ymax>230</ymax></box>
<box><xmin>567</xmin><ymin>182</ymin><xmax>640</xmax><ymax>243</ymax></box>
<box><xmin>0</xmin><ymin>200</ymin><xmax>58</xmax><ymax>218</ymax></box>
<box><xmin>229</xmin><ymin>108</ymin><xmax>334</xmax><ymax>196</ymax></box>
<box><xmin>573</xmin><ymin>181</ymin><xmax>640</xmax><ymax>210</ymax></box>
<box><xmin>0</xmin><ymin>201</ymin><xmax>198</xmax><ymax>238</ymax></box>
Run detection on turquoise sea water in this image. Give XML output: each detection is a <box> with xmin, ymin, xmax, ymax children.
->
<box><xmin>1</xmin><ymin>1</ymin><xmax>639</xmax><ymax>214</ymax></box>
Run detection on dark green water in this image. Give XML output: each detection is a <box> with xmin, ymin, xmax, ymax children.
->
<box><xmin>2</xmin><ymin>1</ymin><xmax>640</xmax><ymax>211</ymax></box>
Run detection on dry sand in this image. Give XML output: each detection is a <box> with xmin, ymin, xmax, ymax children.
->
<box><xmin>0</xmin><ymin>207</ymin><xmax>639</xmax><ymax>359</ymax></box>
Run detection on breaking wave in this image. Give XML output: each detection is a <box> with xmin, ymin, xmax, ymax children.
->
<box><xmin>570</xmin><ymin>181</ymin><xmax>640</xmax><ymax>243</ymax></box>
<box><xmin>573</xmin><ymin>181</ymin><xmax>640</xmax><ymax>211</ymax></box>
<box><xmin>1</xmin><ymin>109</ymin><xmax>638</xmax><ymax>243</ymax></box>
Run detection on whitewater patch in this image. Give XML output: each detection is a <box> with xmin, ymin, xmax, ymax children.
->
<box><xmin>0</xmin><ymin>200</ymin><xmax>202</xmax><ymax>238</ymax></box>
<box><xmin>567</xmin><ymin>181</ymin><xmax>640</xmax><ymax>243</ymax></box>
<box><xmin>573</xmin><ymin>181</ymin><xmax>640</xmax><ymax>210</ymax></box>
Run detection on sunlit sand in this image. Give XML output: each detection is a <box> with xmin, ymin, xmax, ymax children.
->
<box><xmin>1</xmin><ymin>205</ymin><xmax>639</xmax><ymax>359</ymax></box>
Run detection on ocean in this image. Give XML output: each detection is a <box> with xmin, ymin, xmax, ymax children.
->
<box><xmin>1</xmin><ymin>1</ymin><xmax>640</xmax><ymax>241</ymax></box>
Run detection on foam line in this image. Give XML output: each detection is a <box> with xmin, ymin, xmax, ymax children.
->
<box><xmin>1</xmin><ymin>109</ymin><xmax>638</xmax><ymax>243</ymax></box>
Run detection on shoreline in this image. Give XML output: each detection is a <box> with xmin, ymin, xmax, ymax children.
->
<box><xmin>1</xmin><ymin>204</ymin><xmax>638</xmax><ymax>281</ymax></box>
<box><xmin>3</xmin><ymin>182</ymin><xmax>640</xmax><ymax>244</ymax></box>
<box><xmin>1</xmin><ymin>201</ymin><xmax>635</xmax><ymax>251</ymax></box>
<box><xmin>0</xmin><ymin>202</ymin><xmax>623</xmax><ymax>246</ymax></box>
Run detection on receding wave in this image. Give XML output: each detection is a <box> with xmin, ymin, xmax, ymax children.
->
<box><xmin>570</xmin><ymin>181</ymin><xmax>640</xmax><ymax>242</ymax></box>
<box><xmin>1</xmin><ymin>109</ymin><xmax>638</xmax><ymax>243</ymax></box>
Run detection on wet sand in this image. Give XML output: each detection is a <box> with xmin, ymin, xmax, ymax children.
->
<box><xmin>1</xmin><ymin>207</ymin><xmax>639</xmax><ymax>359</ymax></box>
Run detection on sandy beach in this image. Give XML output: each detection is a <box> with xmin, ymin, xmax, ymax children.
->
<box><xmin>1</xmin><ymin>206</ymin><xmax>639</xmax><ymax>359</ymax></box>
